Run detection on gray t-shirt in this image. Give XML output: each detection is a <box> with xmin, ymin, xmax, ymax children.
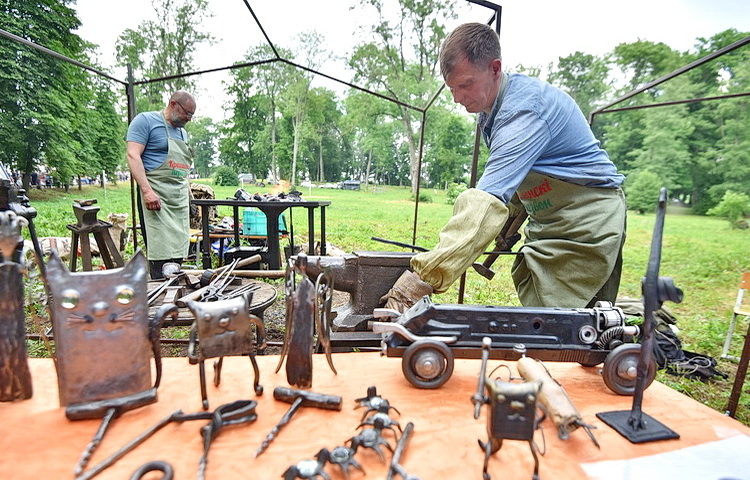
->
<box><xmin>477</xmin><ymin>73</ymin><xmax>624</xmax><ymax>203</ymax></box>
<box><xmin>126</xmin><ymin>111</ymin><xmax>188</xmax><ymax>172</ymax></box>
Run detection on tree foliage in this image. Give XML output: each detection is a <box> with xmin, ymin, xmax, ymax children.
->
<box><xmin>1</xmin><ymin>2</ymin><xmax>748</xmax><ymax>222</ymax></box>
<box><xmin>115</xmin><ymin>0</ymin><xmax>213</xmax><ymax>111</ymax></box>
<box><xmin>0</xmin><ymin>0</ymin><xmax>124</xmax><ymax>189</ymax></box>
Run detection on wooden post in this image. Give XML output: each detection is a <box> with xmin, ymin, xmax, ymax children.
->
<box><xmin>0</xmin><ymin>261</ymin><xmax>33</xmax><ymax>401</ymax></box>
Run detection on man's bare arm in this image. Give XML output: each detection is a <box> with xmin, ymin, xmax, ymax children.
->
<box><xmin>127</xmin><ymin>141</ymin><xmax>161</xmax><ymax>211</ymax></box>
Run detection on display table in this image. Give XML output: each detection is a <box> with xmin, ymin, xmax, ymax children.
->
<box><xmin>192</xmin><ymin>199</ymin><xmax>331</xmax><ymax>270</ymax></box>
<box><xmin>1</xmin><ymin>354</ymin><xmax>748</xmax><ymax>480</ymax></box>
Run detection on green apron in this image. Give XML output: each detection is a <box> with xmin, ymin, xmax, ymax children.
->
<box><xmin>140</xmin><ymin>114</ymin><xmax>193</xmax><ymax>261</ymax></box>
<box><xmin>511</xmin><ymin>172</ymin><xmax>626</xmax><ymax>307</ymax></box>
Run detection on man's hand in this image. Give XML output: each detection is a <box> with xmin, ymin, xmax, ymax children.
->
<box><xmin>143</xmin><ymin>190</ymin><xmax>161</xmax><ymax>211</ymax></box>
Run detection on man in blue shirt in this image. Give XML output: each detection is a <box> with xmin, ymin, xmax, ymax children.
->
<box><xmin>127</xmin><ymin>91</ymin><xmax>196</xmax><ymax>279</ymax></box>
<box><xmin>383</xmin><ymin>23</ymin><xmax>626</xmax><ymax>311</ymax></box>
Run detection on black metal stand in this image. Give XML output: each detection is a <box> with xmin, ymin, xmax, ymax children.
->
<box><xmin>597</xmin><ymin>188</ymin><xmax>682</xmax><ymax>444</ymax></box>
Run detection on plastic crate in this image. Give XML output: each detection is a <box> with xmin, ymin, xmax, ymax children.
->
<box><xmin>242</xmin><ymin>209</ymin><xmax>287</xmax><ymax>236</ymax></box>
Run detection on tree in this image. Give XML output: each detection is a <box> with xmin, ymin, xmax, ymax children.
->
<box><xmin>186</xmin><ymin>116</ymin><xmax>216</xmax><ymax>178</ymax></box>
<box><xmin>348</xmin><ymin>0</ymin><xmax>458</xmax><ymax>193</ymax></box>
<box><xmin>423</xmin><ymin>105</ymin><xmax>474</xmax><ymax>188</ymax></box>
<box><xmin>115</xmin><ymin>0</ymin><xmax>213</xmax><ymax>112</ymax></box>
<box><xmin>0</xmin><ymin>0</ymin><xmax>121</xmax><ymax>189</ymax></box>
<box><xmin>624</xmin><ymin>170</ymin><xmax>663</xmax><ymax>214</ymax></box>
<box><xmin>707</xmin><ymin>191</ymin><xmax>750</xmax><ymax>228</ymax></box>
<box><xmin>304</xmin><ymin>88</ymin><xmax>344</xmax><ymax>183</ymax></box>
<box><xmin>222</xmin><ymin>45</ymin><xmax>295</xmax><ymax>183</ymax></box>
<box><xmin>281</xmin><ymin>31</ymin><xmax>328</xmax><ymax>186</ymax></box>
<box><xmin>549</xmin><ymin>51</ymin><xmax>611</xmax><ymax>117</ymax></box>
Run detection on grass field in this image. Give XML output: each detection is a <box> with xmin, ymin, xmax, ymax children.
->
<box><xmin>22</xmin><ymin>180</ymin><xmax>750</xmax><ymax>424</ymax></box>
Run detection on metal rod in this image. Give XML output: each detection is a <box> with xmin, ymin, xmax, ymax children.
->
<box><xmin>371</xmin><ymin>237</ymin><xmax>428</xmax><ymax>252</ymax></box>
<box><xmin>74</xmin><ymin>408</ymin><xmax>118</xmax><ymax>477</ymax></box>
<box><xmin>589</xmin><ymin>35</ymin><xmax>750</xmax><ymax>124</ymax></box>
<box><xmin>412</xmin><ymin>110</ymin><xmax>428</xmax><ymax>248</ymax></box>
<box><xmin>76</xmin><ymin>410</ymin><xmax>181</xmax><ymax>480</ymax></box>
<box><xmin>0</xmin><ymin>28</ymin><xmax>126</xmax><ymax>84</ymax></box>
<box><xmin>592</xmin><ymin>91</ymin><xmax>750</xmax><ymax>116</ymax></box>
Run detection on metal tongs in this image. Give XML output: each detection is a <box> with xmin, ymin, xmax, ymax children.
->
<box><xmin>76</xmin><ymin>400</ymin><xmax>258</xmax><ymax>480</ymax></box>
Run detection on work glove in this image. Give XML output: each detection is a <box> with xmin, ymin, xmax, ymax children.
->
<box><xmin>380</xmin><ymin>270</ymin><xmax>433</xmax><ymax>314</ymax></box>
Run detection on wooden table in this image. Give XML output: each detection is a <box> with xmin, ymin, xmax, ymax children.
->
<box><xmin>192</xmin><ymin>199</ymin><xmax>331</xmax><ymax>270</ymax></box>
<box><xmin>1</xmin><ymin>354</ymin><xmax>748</xmax><ymax>480</ymax></box>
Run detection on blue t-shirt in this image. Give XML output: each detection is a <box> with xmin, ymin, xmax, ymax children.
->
<box><xmin>126</xmin><ymin>111</ymin><xmax>188</xmax><ymax>172</ymax></box>
<box><xmin>477</xmin><ymin>73</ymin><xmax>624</xmax><ymax>203</ymax></box>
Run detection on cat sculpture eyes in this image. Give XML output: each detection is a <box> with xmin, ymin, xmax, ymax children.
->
<box><xmin>45</xmin><ymin>249</ymin><xmax>163</xmax><ymax>418</ymax></box>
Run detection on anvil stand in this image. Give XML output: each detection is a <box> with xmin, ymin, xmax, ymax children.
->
<box><xmin>66</xmin><ymin>199</ymin><xmax>124</xmax><ymax>271</ymax></box>
<box><xmin>597</xmin><ymin>188</ymin><xmax>682</xmax><ymax>443</ymax></box>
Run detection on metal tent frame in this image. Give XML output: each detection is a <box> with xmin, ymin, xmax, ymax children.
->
<box><xmin>0</xmin><ymin>0</ymin><xmax>501</xmax><ymax>258</ymax></box>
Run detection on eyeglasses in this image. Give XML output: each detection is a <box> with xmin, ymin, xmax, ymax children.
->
<box><xmin>174</xmin><ymin>100</ymin><xmax>195</xmax><ymax>118</ymax></box>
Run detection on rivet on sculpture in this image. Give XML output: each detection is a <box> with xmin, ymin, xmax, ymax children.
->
<box><xmin>0</xmin><ymin>211</ymin><xmax>33</xmax><ymax>402</ymax></box>
<box><xmin>45</xmin><ymin>249</ymin><xmax>166</xmax><ymax>419</ymax></box>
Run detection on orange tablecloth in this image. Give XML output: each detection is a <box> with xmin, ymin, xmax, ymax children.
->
<box><xmin>1</xmin><ymin>354</ymin><xmax>747</xmax><ymax>479</ymax></box>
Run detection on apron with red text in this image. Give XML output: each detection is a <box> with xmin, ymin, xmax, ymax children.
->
<box><xmin>511</xmin><ymin>172</ymin><xmax>626</xmax><ymax>307</ymax></box>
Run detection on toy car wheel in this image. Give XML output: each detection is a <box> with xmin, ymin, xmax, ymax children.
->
<box><xmin>602</xmin><ymin>343</ymin><xmax>656</xmax><ymax>395</ymax></box>
<box><xmin>401</xmin><ymin>340</ymin><xmax>454</xmax><ymax>389</ymax></box>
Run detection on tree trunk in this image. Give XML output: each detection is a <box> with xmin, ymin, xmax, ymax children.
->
<box><xmin>0</xmin><ymin>263</ymin><xmax>33</xmax><ymax>402</ymax></box>
<box><xmin>400</xmin><ymin>109</ymin><xmax>419</xmax><ymax>194</ymax></box>
<box><xmin>271</xmin><ymin>112</ymin><xmax>279</xmax><ymax>184</ymax></box>
<box><xmin>318</xmin><ymin>136</ymin><xmax>324</xmax><ymax>183</ymax></box>
<box><xmin>365</xmin><ymin>147</ymin><xmax>373</xmax><ymax>188</ymax></box>
<box><xmin>292</xmin><ymin>121</ymin><xmax>300</xmax><ymax>186</ymax></box>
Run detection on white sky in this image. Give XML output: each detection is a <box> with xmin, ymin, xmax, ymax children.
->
<box><xmin>73</xmin><ymin>0</ymin><xmax>750</xmax><ymax>122</ymax></box>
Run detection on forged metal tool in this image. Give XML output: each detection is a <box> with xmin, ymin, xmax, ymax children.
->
<box><xmin>74</xmin><ymin>407</ymin><xmax>118</xmax><ymax>476</ymax></box>
<box><xmin>255</xmin><ymin>386</ymin><xmax>342</xmax><ymax>458</ymax></box>
<box><xmin>128</xmin><ymin>461</ymin><xmax>174</xmax><ymax>480</ymax></box>
<box><xmin>76</xmin><ymin>400</ymin><xmax>257</xmax><ymax>480</ymax></box>
<box><xmin>386</xmin><ymin>421</ymin><xmax>420</xmax><ymax>480</ymax></box>
<box><xmin>597</xmin><ymin>188</ymin><xmax>683</xmax><ymax>444</ymax></box>
<box><xmin>275</xmin><ymin>253</ymin><xmax>336</xmax><ymax>388</ymax></box>
<box><xmin>371</xmin><ymin>237</ymin><xmax>428</xmax><ymax>252</ymax></box>
<box><xmin>147</xmin><ymin>273</ymin><xmax>184</xmax><ymax>306</ymax></box>
<box><xmin>517</xmin><ymin>355</ymin><xmax>599</xmax><ymax>447</ymax></box>
<box><xmin>471</xmin><ymin>210</ymin><xmax>526</xmax><ymax>280</ymax></box>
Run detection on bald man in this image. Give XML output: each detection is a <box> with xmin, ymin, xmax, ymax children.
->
<box><xmin>127</xmin><ymin>91</ymin><xmax>196</xmax><ymax>279</ymax></box>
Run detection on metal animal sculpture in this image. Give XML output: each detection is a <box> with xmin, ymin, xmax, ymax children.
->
<box><xmin>186</xmin><ymin>293</ymin><xmax>266</xmax><ymax>410</ymax></box>
<box><xmin>45</xmin><ymin>249</ymin><xmax>163</xmax><ymax>419</ymax></box>
<box><xmin>472</xmin><ymin>339</ymin><xmax>545</xmax><ymax>480</ymax></box>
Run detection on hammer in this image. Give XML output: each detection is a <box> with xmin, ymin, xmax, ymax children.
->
<box><xmin>255</xmin><ymin>386</ymin><xmax>342</xmax><ymax>457</ymax></box>
<box><xmin>472</xmin><ymin>210</ymin><xmax>527</xmax><ymax>280</ymax></box>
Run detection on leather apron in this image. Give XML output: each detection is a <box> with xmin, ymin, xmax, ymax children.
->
<box><xmin>511</xmin><ymin>172</ymin><xmax>626</xmax><ymax>308</ymax></box>
<box><xmin>140</xmin><ymin>114</ymin><xmax>193</xmax><ymax>260</ymax></box>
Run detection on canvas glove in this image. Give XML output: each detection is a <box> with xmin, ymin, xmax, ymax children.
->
<box><xmin>380</xmin><ymin>270</ymin><xmax>433</xmax><ymax>314</ymax></box>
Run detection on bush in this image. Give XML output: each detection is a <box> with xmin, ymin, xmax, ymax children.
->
<box><xmin>213</xmin><ymin>166</ymin><xmax>239</xmax><ymax>186</ymax></box>
<box><xmin>446</xmin><ymin>182</ymin><xmax>468</xmax><ymax>205</ymax></box>
<box><xmin>707</xmin><ymin>190</ymin><xmax>750</xmax><ymax>228</ymax></box>
<box><xmin>410</xmin><ymin>191</ymin><xmax>432</xmax><ymax>203</ymax></box>
<box><xmin>625</xmin><ymin>170</ymin><xmax>663</xmax><ymax>214</ymax></box>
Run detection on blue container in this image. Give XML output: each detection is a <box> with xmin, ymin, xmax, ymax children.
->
<box><xmin>242</xmin><ymin>209</ymin><xmax>287</xmax><ymax>236</ymax></box>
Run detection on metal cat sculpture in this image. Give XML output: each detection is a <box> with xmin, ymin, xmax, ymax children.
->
<box><xmin>45</xmin><ymin>249</ymin><xmax>167</xmax><ymax>419</ymax></box>
<box><xmin>0</xmin><ymin>210</ymin><xmax>33</xmax><ymax>402</ymax></box>
<box><xmin>185</xmin><ymin>292</ymin><xmax>267</xmax><ymax>410</ymax></box>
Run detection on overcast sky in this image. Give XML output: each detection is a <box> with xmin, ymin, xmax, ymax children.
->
<box><xmin>73</xmin><ymin>0</ymin><xmax>750</xmax><ymax>121</ymax></box>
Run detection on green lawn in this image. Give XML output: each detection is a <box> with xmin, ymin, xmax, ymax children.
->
<box><xmin>22</xmin><ymin>181</ymin><xmax>750</xmax><ymax>424</ymax></box>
